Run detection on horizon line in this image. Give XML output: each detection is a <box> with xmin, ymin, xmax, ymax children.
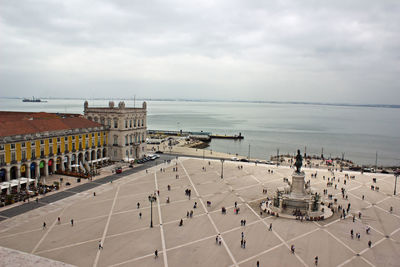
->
<box><xmin>1</xmin><ymin>96</ymin><xmax>399</xmax><ymax>109</ymax></box>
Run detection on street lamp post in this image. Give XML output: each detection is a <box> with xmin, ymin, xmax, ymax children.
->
<box><xmin>220</xmin><ymin>159</ymin><xmax>225</xmax><ymax>179</ymax></box>
<box><xmin>148</xmin><ymin>194</ymin><xmax>157</xmax><ymax>228</ymax></box>
<box><xmin>394</xmin><ymin>170</ymin><xmax>400</xmax><ymax>196</ymax></box>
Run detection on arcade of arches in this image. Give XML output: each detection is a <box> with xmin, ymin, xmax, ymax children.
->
<box><xmin>0</xmin><ymin>148</ymin><xmax>108</xmax><ymax>182</ymax></box>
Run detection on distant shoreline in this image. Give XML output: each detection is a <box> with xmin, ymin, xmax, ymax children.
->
<box><xmin>1</xmin><ymin>97</ymin><xmax>399</xmax><ymax>109</ymax></box>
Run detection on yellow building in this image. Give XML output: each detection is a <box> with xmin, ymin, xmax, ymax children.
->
<box><xmin>0</xmin><ymin>112</ymin><xmax>108</xmax><ymax>182</ymax></box>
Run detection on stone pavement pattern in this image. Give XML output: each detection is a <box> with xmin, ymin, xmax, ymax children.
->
<box><xmin>0</xmin><ymin>157</ymin><xmax>399</xmax><ymax>267</ymax></box>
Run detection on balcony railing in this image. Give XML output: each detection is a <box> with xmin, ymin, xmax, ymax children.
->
<box><xmin>49</xmin><ymin>153</ymin><xmax>54</xmax><ymax>157</ymax></box>
<box><xmin>113</xmin><ymin>144</ymin><xmax>118</xmax><ymax>147</ymax></box>
<box><xmin>11</xmin><ymin>160</ymin><xmax>17</xmax><ymax>164</ymax></box>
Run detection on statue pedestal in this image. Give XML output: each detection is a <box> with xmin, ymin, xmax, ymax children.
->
<box><xmin>290</xmin><ymin>171</ymin><xmax>306</xmax><ymax>198</ymax></box>
<box><xmin>266</xmin><ymin>170</ymin><xmax>333</xmax><ymax>220</ymax></box>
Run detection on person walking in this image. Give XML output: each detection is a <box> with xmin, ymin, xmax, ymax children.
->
<box><xmin>57</xmin><ymin>217</ymin><xmax>61</xmax><ymax>224</ymax></box>
<box><xmin>71</xmin><ymin>219</ymin><xmax>74</xmax><ymax>226</ymax></box>
<box><xmin>315</xmin><ymin>256</ymin><xmax>318</xmax><ymax>266</ymax></box>
<box><xmin>269</xmin><ymin>223</ymin><xmax>272</xmax><ymax>231</ymax></box>
<box><xmin>155</xmin><ymin>249</ymin><xmax>158</xmax><ymax>258</ymax></box>
<box><xmin>243</xmin><ymin>240</ymin><xmax>246</xmax><ymax>248</ymax></box>
<box><xmin>368</xmin><ymin>240</ymin><xmax>372</xmax><ymax>248</ymax></box>
<box><xmin>98</xmin><ymin>241</ymin><xmax>103</xmax><ymax>250</ymax></box>
<box><xmin>256</xmin><ymin>260</ymin><xmax>260</xmax><ymax>267</ymax></box>
<box><xmin>137</xmin><ymin>202</ymin><xmax>140</xmax><ymax>209</ymax></box>
<box><xmin>139</xmin><ymin>212</ymin><xmax>142</xmax><ymax>219</ymax></box>
<box><xmin>291</xmin><ymin>245</ymin><xmax>295</xmax><ymax>254</ymax></box>
<box><xmin>43</xmin><ymin>222</ymin><xmax>46</xmax><ymax>229</ymax></box>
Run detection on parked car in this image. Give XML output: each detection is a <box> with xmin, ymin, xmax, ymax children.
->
<box><xmin>115</xmin><ymin>167</ymin><xmax>123</xmax><ymax>174</ymax></box>
<box><xmin>231</xmin><ymin>157</ymin><xmax>239</xmax><ymax>161</ymax></box>
<box><xmin>240</xmin><ymin>158</ymin><xmax>249</xmax><ymax>162</ymax></box>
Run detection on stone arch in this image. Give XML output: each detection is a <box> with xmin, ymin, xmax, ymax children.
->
<box><xmin>39</xmin><ymin>160</ymin><xmax>46</xmax><ymax>176</ymax></box>
<box><xmin>0</xmin><ymin>168</ymin><xmax>6</xmax><ymax>182</ymax></box>
<box><xmin>102</xmin><ymin>148</ymin><xmax>107</xmax><ymax>157</ymax></box>
<box><xmin>30</xmin><ymin>162</ymin><xmax>37</xmax><ymax>178</ymax></box>
<box><xmin>78</xmin><ymin>153</ymin><xmax>84</xmax><ymax>164</ymax></box>
<box><xmin>56</xmin><ymin>156</ymin><xmax>63</xmax><ymax>171</ymax></box>
<box><xmin>63</xmin><ymin>155</ymin><xmax>69</xmax><ymax>170</ymax></box>
<box><xmin>48</xmin><ymin>159</ymin><xmax>54</xmax><ymax>175</ymax></box>
<box><xmin>91</xmin><ymin>150</ymin><xmax>96</xmax><ymax>160</ymax></box>
<box><xmin>71</xmin><ymin>154</ymin><xmax>76</xmax><ymax>165</ymax></box>
<box><xmin>85</xmin><ymin>151</ymin><xmax>89</xmax><ymax>161</ymax></box>
<box><xmin>97</xmin><ymin>149</ymin><xmax>101</xmax><ymax>159</ymax></box>
<box><xmin>100</xmin><ymin>117</ymin><xmax>105</xmax><ymax>125</ymax></box>
<box><xmin>88</xmin><ymin>116</ymin><xmax>93</xmax><ymax>121</ymax></box>
<box><xmin>20</xmin><ymin>163</ymin><xmax>29</xmax><ymax>178</ymax></box>
<box><xmin>94</xmin><ymin>117</ymin><xmax>99</xmax><ymax>122</ymax></box>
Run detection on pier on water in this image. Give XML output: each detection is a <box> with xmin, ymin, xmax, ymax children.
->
<box><xmin>147</xmin><ymin>130</ymin><xmax>244</xmax><ymax>141</ymax></box>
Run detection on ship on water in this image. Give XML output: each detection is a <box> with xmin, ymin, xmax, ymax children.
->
<box><xmin>22</xmin><ymin>97</ymin><xmax>47</xmax><ymax>102</ymax></box>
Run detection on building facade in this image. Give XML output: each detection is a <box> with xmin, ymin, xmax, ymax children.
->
<box><xmin>0</xmin><ymin>112</ymin><xmax>108</xmax><ymax>183</ymax></box>
<box><xmin>84</xmin><ymin>101</ymin><xmax>147</xmax><ymax>162</ymax></box>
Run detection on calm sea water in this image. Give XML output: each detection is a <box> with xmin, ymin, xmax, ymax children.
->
<box><xmin>1</xmin><ymin>98</ymin><xmax>399</xmax><ymax>166</ymax></box>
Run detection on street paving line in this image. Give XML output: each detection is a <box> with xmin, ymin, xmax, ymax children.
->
<box><xmin>154</xmin><ymin>171</ymin><xmax>169</xmax><ymax>267</ymax></box>
<box><xmin>336</xmin><ymin>255</ymin><xmax>357</xmax><ymax>267</ymax></box>
<box><xmin>359</xmin><ymin>236</ymin><xmax>387</xmax><ymax>255</ymax></box>
<box><xmin>108</xmin><ymin>251</ymin><xmax>156</xmax><ymax>267</ymax></box>
<box><xmin>323</xmin><ymin>228</ymin><xmax>356</xmax><ymax>254</ymax></box>
<box><xmin>359</xmin><ymin>256</ymin><xmax>377</xmax><ymax>267</ymax></box>
<box><xmin>244</xmin><ymin>201</ymin><xmax>309</xmax><ymax>267</ymax></box>
<box><xmin>374</xmin><ymin>203</ymin><xmax>400</xmax><ymax>219</ymax></box>
<box><xmin>31</xmin><ymin>203</ymin><xmax>70</xmax><ymax>254</ymax></box>
<box><xmin>235</xmin><ymin>243</ymin><xmax>285</xmax><ymax>266</ymax></box>
<box><xmin>92</xmin><ymin>186</ymin><xmax>120</xmax><ymax>267</ymax></box>
<box><xmin>180</xmin><ymin>159</ymin><xmax>239</xmax><ymax>267</ymax></box>
<box><xmin>375</xmin><ymin>195</ymin><xmax>392</xmax><ymax>205</ymax></box>
<box><xmin>354</xmin><ymin>217</ymin><xmax>385</xmax><ymax>237</ymax></box>
<box><xmin>36</xmin><ymin>236</ymin><xmax>101</xmax><ymax>255</ymax></box>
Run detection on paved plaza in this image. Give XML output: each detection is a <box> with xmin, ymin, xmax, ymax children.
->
<box><xmin>0</xmin><ymin>157</ymin><xmax>399</xmax><ymax>267</ymax></box>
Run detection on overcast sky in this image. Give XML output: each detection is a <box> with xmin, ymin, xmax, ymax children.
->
<box><xmin>0</xmin><ymin>0</ymin><xmax>399</xmax><ymax>104</ymax></box>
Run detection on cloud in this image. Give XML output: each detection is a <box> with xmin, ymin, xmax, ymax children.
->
<box><xmin>0</xmin><ymin>0</ymin><xmax>399</xmax><ymax>103</ymax></box>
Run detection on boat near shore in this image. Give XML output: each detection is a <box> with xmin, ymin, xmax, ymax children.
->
<box><xmin>22</xmin><ymin>97</ymin><xmax>47</xmax><ymax>103</ymax></box>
